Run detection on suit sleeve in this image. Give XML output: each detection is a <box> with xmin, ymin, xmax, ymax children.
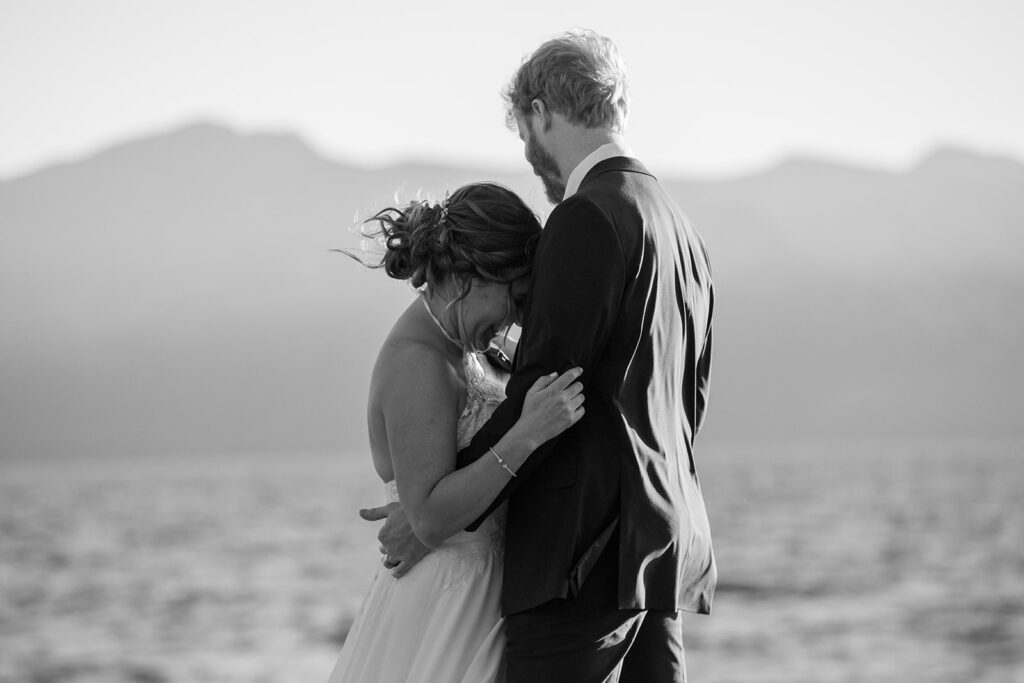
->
<box><xmin>694</xmin><ymin>316</ymin><xmax>712</xmax><ymax>437</ymax></box>
<box><xmin>694</xmin><ymin>251</ymin><xmax>714</xmax><ymax>438</ymax></box>
<box><xmin>455</xmin><ymin>196</ymin><xmax>626</xmax><ymax>529</ymax></box>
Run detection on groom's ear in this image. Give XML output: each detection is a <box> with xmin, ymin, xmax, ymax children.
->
<box><xmin>530</xmin><ymin>99</ymin><xmax>551</xmax><ymax>128</ymax></box>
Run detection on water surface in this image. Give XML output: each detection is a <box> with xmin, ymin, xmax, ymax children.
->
<box><xmin>1</xmin><ymin>440</ymin><xmax>1021</xmax><ymax>682</ymax></box>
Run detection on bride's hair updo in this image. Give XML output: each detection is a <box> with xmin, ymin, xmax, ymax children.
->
<box><xmin>362</xmin><ymin>183</ymin><xmax>542</xmax><ymax>301</ymax></box>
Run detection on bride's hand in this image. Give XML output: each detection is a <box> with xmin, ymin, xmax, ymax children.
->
<box><xmin>518</xmin><ymin>368</ymin><xmax>585</xmax><ymax>445</ymax></box>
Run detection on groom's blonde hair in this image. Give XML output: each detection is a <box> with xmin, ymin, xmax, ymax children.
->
<box><xmin>504</xmin><ymin>29</ymin><xmax>629</xmax><ymax>132</ymax></box>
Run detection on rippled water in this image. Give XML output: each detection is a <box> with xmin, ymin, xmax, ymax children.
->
<box><xmin>1</xmin><ymin>440</ymin><xmax>1022</xmax><ymax>682</ymax></box>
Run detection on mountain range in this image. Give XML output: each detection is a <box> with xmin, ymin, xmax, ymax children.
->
<box><xmin>2</xmin><ymin>122</ymin><xmax>1022</xmax><ymax>459</ymax></box>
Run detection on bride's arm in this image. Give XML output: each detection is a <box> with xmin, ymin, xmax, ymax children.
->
<box><xmin>384</xmin><ymin>344</ymin><xmax>581</xmax><ymax>549</ymax></box>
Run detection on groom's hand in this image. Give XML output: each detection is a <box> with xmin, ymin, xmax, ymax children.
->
<box><xmin>358</xmin><ymin>502</ymin><xmax>430</xmax><ymax>578</ymax></box>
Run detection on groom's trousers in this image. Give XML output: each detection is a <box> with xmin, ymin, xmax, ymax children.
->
<box><xmin>504</xmin><ymin>531</ymin><xmax>687</xmax><ymax>683</ymax></box>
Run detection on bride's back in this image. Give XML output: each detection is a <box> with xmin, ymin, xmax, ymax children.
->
<box><xmin>365</xmin><ymin>299</ymin><xmax>468</xmax><ymax>484</ymax></box>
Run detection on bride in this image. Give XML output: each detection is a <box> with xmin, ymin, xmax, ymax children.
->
<box><xmin>329</xmin><ymin>182</ymin><xmax>585</xmax><ymax>682</ymax></box>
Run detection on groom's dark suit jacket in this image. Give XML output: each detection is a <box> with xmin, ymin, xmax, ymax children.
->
<box><xmin>457</xmin><ymin>157</ymin><xmax>716</xmax><ymax>617</ymax></box>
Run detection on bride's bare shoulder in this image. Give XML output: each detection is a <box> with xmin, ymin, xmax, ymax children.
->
<box><xmin>370</xmin><ymin>307</ymin><xmax>461</xmax><ymax>404</ymax></box>
<box><xmin>370</xmin><ymin>343</ymin><xmax>461</xmax><ymax>425</ymax></box>
<box><xmin>376</xmin><ymin>337</ymin><xmax>450</xmax><ymax>377</ymax></box>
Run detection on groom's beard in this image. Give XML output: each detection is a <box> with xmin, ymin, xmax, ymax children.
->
<box><xmin>526</xmin><ymin>136</ymin><xmax>565</xmax><ymax>204</ymax></box>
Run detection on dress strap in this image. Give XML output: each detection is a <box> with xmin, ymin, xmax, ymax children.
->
<box><xmin>420</xmin><ymin>295</ymin><xmax>463</xmax><ymax>350</ymax></box>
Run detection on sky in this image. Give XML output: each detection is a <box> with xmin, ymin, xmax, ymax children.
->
<box><xmin>1</xmin><ymin>0</ymin><xmax>1022</xmax><ymax>180</ymax></box>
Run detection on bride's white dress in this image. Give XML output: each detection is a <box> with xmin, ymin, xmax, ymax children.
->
<box><xmin>329</xmin><ymin>352</ymin><xmax>507</xmax><ymax>683</ymax></box>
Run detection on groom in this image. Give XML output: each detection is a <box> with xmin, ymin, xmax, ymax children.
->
<box><xmin>369</xmin><ymin>30</ymin><xmax>716</xmax><ymax>681</ymax></box>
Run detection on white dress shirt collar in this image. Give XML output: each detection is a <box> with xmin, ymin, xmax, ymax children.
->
<box><xmin>562</xmin><ymin>140</ymin><xmax>635</xmax><ymax>200</ymax></box>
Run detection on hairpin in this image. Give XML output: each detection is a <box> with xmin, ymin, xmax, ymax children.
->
<box><xmin>438</xmin><ymin>190</ymin><xmax>451</xmax><ymax>227</ymax></box>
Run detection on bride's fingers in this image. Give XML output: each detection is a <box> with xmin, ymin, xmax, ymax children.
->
<box><xmin>549</xmin><ymin>367</ymin><xmax>583</xmax><ymax>391</ymax></box>
<box><xmin>569</xmin><ymin>393</ymin><xmax>585</xmax><ymax>410</ymax></box>
<box><xmin>527</xmin><ymin>372</ymin><xmax>559</xmax><ymax>393</ymax></box>
<box><xmin>563</xmin><ymin>381</ymin><xmax>583</xmax><ymax>398</ymax></box>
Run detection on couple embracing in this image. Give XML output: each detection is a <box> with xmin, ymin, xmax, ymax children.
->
<box><xmin>330</xmin><ymin>29</ymin><xmax>716</xmax><ymax>683</ymax></box>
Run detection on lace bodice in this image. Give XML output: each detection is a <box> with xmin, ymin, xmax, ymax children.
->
<box><xmin>384</xmin><ymin>352</ymin><xmax>507</xmax><ymax>568</ymax></box>
<box><xmin>455</xmin><ymin>352</ymin><xmax>507</xmax><ymax>450</ymax></box>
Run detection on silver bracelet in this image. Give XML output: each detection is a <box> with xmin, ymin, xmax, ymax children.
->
<box><xmin>488</xmin><ymin>447</ymin><xmax>517</xmax><ymax>477</ymax></box>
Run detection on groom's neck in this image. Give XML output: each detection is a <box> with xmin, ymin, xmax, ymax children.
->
<box><xmin>554</xmin><ymin>125</ymin><xmax>627</xmax><ymax>183</ymax></box>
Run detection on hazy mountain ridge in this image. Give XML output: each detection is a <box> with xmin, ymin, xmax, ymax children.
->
<box><xmin>2</xmin><ymin>122</ymin><xmax>1022</xmax><ymax>458</ymax></box>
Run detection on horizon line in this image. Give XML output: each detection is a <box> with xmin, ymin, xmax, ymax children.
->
<box><xmin>2</xmin><ymin>117</ymin><xmax>1022</xmax><ymax>185</ymax></box>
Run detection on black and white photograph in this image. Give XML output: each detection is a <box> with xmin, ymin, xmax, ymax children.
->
<box><xmin>1</xmin><ymin>1</ymin><xmax>1022</xmax><ymax>682</ymax></box>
